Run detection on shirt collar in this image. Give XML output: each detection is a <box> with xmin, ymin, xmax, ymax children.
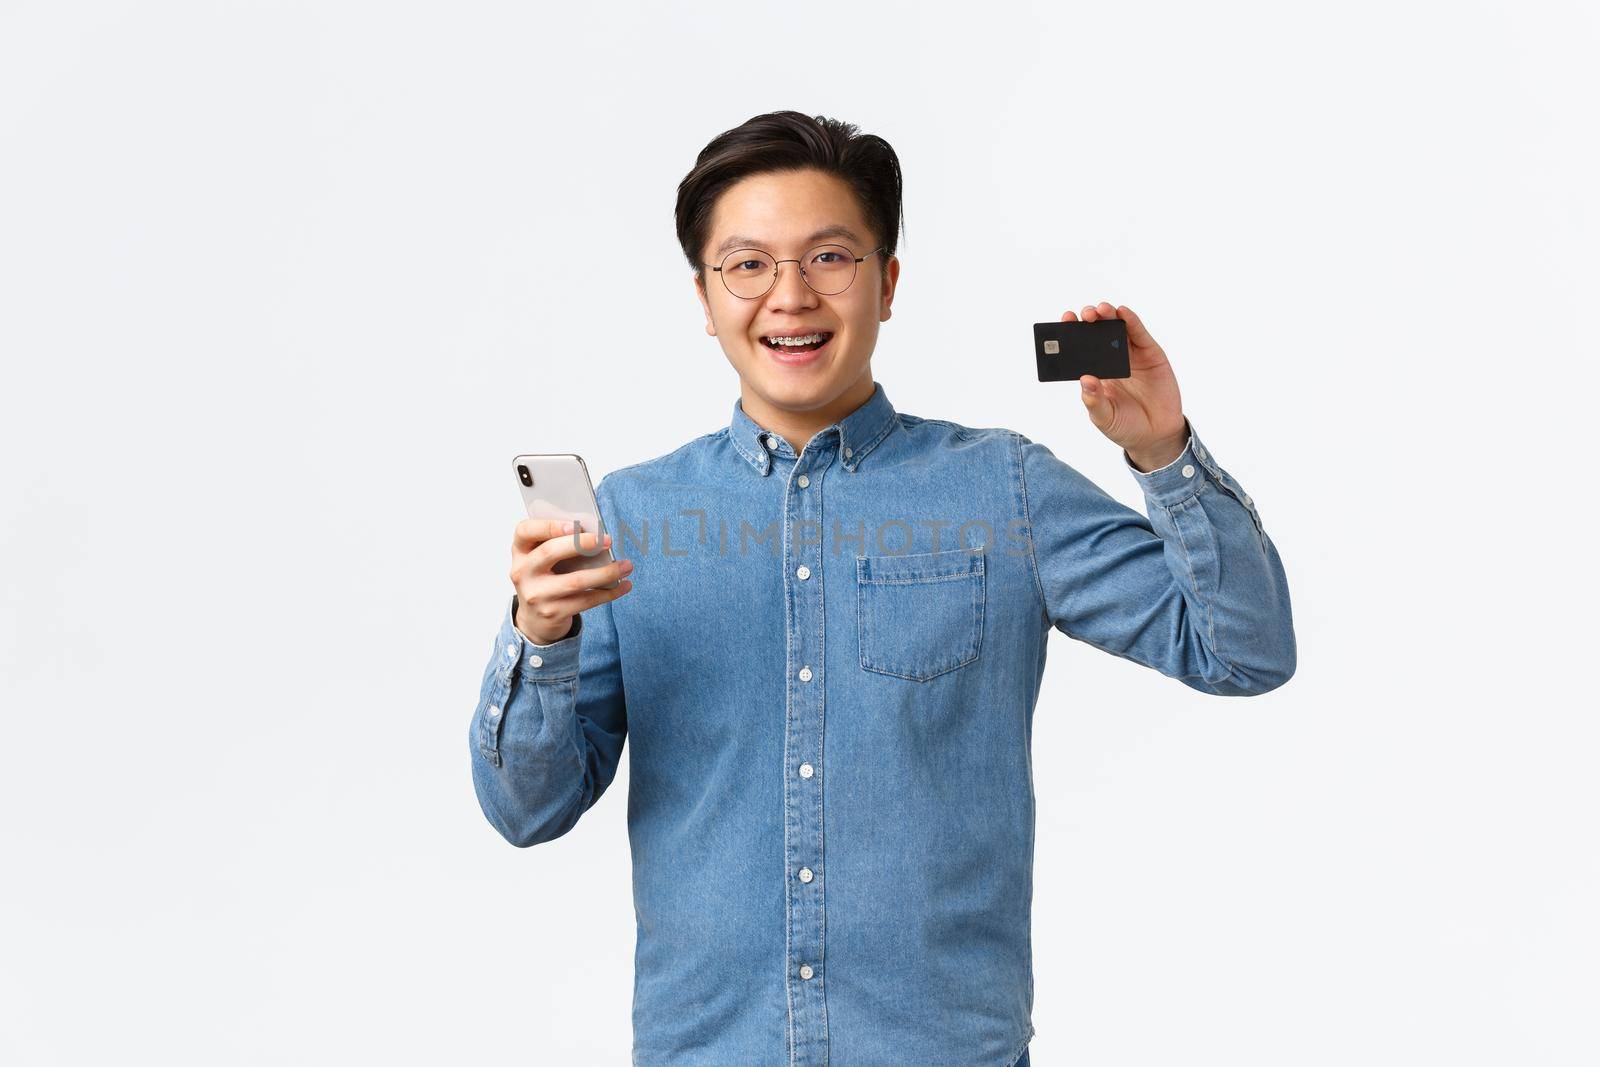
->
<box><xmin>728</xmin><ymin>380</ymin><xmax>898</xmax><ymax>477</ymax></box>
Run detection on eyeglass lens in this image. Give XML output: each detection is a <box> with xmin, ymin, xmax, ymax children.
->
<box><xmin>720</xmin><ymin>244</ymin><xmax>859</xmax><ymax>299</ymax></box>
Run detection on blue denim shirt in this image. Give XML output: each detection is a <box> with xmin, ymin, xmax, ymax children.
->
<box><xmin>469</xmin><ymin>380</ymin><xmax>1295</xmax><ymax>1066</ymax></box>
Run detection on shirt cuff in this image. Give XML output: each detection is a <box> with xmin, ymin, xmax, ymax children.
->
<box><xmin>501</xmin><ymin>594</ymin><xmax>583</xmax><ymax>679</ymax></box>
<box><xmin>1122</xmin><ymin>418</ymin><xmax>1207</xmax><ymax>507</ymax></box>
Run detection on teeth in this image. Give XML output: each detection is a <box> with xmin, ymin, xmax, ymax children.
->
<box><xmin>766</xmin><ymin>333</ymin><xmax>826</xmax><ymax>346</ymax></box>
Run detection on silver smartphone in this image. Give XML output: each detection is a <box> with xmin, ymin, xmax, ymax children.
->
<box><xmin>512</xmin><ymin>453</ymin><xmax>620</xmax><ymax>589</ymax></box>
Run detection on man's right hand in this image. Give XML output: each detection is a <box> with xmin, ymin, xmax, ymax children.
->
<box><xmin>509</xmin><ymin>518</ymin><xmax>634</xmax><ymax>645</ymax></box>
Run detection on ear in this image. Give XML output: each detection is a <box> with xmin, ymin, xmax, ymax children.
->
<box><xmin>879</xmin><ymin>254</ymin><xmax>900</xmax><ymax>323</ymax></box>
<box><xmin>693</xmin><ymin>274</ymin><xmax>715</xmax><ymax>336</ymax></box>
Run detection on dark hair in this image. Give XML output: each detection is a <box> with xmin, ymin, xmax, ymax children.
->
<box><xmin>675</xmin><ymin>110</ymin><xmax>904</xmax><ymax>289</ymax></box>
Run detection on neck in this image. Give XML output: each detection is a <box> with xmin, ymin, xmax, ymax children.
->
<box><xmin>741</xmin><ymin>371</ymin><xmax>876</xmax><ymax>454</ymax></box>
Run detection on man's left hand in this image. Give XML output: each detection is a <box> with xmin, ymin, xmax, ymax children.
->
<box><xmin>1065</xmin><ymin>301</ymin><xmax>1188</xmax><ymax>472</ymax></box>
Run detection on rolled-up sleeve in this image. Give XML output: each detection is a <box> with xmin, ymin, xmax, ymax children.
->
<box><xmin>1014</xmin><ymin>421</ymin><xmax>1296</xmax><ymax>696</ymax></box>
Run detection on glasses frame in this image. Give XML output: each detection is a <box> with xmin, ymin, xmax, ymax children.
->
<box><xmin>705</xmin><ymin>243</ymin><xmax>888</xmax><ymax>300</ymax></box>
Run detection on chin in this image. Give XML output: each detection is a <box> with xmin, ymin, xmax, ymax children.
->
<box><xmin>761</xmin><ymin>365</ymin><xmax>864</xmax><ymax>406</ymax></box>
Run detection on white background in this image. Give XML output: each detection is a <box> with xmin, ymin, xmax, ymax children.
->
<box><xmin>2</xmin><ymin>2</ymin><xmax>1596</xmax><ymax>1064</ymax></box>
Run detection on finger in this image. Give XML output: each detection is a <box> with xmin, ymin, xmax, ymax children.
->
<box><xmin>520</xmin><ymin>577</ymin><xmax>633</xmax><ymax>622</ymax></box>
<box><xmin>514</xmin><ymin>516</ymin><xmax>576</xmax><ymax>552</ymax></box>
<box><xmin>546</xmin><ymin>579</ymin><xmax>634</xmax><ymax>615</ymax></box>
<box><xmin>1096</xmin><ymin>301</ymin><xmax>1116</xmax><ymax>317</ymax></box>
<box><xmin>548</xmin><ymin>555</ymin><xmax>633</xmax><ymax>598</ymax></box>
<box><xmin>1082</xmin><ymin>304</ymin><xmax>1097</xmax><ymax>322</ymax></box>
<box><xmin>1059</xmin><ymin>310</ymin><xmax>1079</xmax><ymax>322</ymax></box>
<box><xmin>1115</xmin><ymin>305</ymin><xmax>1159</xmax><ymax>349</ymax></box>
<box><xmin>514</xmin><ymin>529</ymin><xmax>612</xmax><ymax>582</ymax></box>
<box><xmin>534</xmin><ymin>528</ymin><xmax>613</xmax><ymax>573</ymax></box>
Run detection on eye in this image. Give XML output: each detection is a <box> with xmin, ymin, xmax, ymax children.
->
<box><xmin>813</xmin><ymin>252</ymin><xmax>844</xmax><ymax>264</ymax></box>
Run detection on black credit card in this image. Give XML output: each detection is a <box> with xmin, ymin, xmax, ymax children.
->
<box><xmin>1033</xmin><ymin>319</ymin><xmax>1131</xmax><ymax>381</ymax></box>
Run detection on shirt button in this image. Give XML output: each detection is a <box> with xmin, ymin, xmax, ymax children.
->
<box><xmin>843</xmin><ymin>447</ymin><xmax>852</xmax><ymax>459</ymax></box>
<box><xmin>504</xmin><ymin>645</ymin><xmax>516</xmax><ymax>659</ymax></box>
<box><xmin>1181</xmin><ymin>464</ymin><xmax>1195</xmax><ymax>478</ymax></box>
<box><xmin>798</xmin><ymin>867</ymin><xmax>813</xmax><ymax>883</ymax></box>
<box><xmin>529</xmin><ymin>654</ymin><xmax>543</xmax><ymax>667</ymax></box>
<box><xmin>488</xmin><ymin>704</ymin><xmax>501</xmax><ymax>719</ymax></box>
<box><xmin>1196</xmin><ymin>445</ymin><xmax>1207</xmax><ymax>460</ymax></box>
<box><xmin>764</xmin><ymin>435</ymin><xmax>778</xmax><ymax>450</ymax></box>
<box><xmin>799</xmin><ymin>763</ymin><xmax>814</xmax><ymax>778</ymax></box>
<box><xmin>798</xmin><ymin>666</ymin><xmax>813</xmax><ymax>682</ymax></box>
<box><xmin>1243</xmin><ymin>494</ymin><xmax>1253</xmax><ymax>506</ymax></box>
<box><xmin>796</xmin><ymin>565</ymin><xmax>810</xmax><ymax>580</ymax></box>
<box><xmin>799</xmin><ymin>964</ymin><xmax>814</xmax><ymax>980</ymax></box>
<box><xmin>796</xmin><ymin>474</ymin><xmax>810</xmax><ymax>488</ymax></box>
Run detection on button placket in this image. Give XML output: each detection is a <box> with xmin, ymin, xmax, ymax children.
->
<box><xmin>482</xmin><ymin>641</ymin><xmax>518</xmax><ymax>765</ymax></box>
<box><xmin>1195</xmin><ymin>444</ymin><xmax>1268</xmax><ymax>545</ymax></box>
<box><xmin>480</xmin><ymin>696</ymin><xmax>505</xmax><ymax>766</ymax></box>
<box><xmin>782</xmin><ymin>446</ymin><xmax>829</xmax><ymax>1060</ymax></box>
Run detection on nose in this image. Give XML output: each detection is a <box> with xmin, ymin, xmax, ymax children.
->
<box><xmin>766</xmin><ymin>258</ymin><xmax>819</xmax><ymax>310</ymax></box>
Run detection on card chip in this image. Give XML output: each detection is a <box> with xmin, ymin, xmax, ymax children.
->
<box><xmin>1043</xmin><ymin>340</ymin><xmax>1059</xmax><ymax>354</ymax></box>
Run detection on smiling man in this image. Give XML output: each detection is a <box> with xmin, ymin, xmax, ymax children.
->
<box><xmin>692</xmin><ymin>169</ymin><xmax>889</xmax><ymax>454</ymax></box>
<box><xmin>469</xmin><ymin>111</ymin><xmax>1296</xmax><ymax>1066</ymax></box>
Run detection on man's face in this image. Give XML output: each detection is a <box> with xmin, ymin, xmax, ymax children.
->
<box><xmin>694</xmin><ymin>168</ymin><xmax>898</xmax><ymax>415</ymax></box>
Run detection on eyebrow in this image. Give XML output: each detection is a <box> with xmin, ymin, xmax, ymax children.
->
<box><xmin>712</xmin><ymin>225</ymin><xmax>865</xmax><ymax>259</ymax></box>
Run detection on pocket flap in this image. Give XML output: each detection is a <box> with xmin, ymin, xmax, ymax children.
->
<box><xmin>857</xmin><ymin>546</ymin><xmax>986</xmax><ymax>584</ymax></box>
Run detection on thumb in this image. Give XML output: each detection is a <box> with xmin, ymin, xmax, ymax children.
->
<box><xmin>1080</xmin><ymin>375</ymin><xmax>1114</xmax><ymax>431</ymax></box>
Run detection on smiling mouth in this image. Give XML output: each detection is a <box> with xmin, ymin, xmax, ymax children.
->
<box><xmin>761</xmin><ymin>332</ymin><xmax>834</xmax><ymax>354</ymax></box>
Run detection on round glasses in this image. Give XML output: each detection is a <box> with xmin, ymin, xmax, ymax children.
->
<box><xmin>706</xmin><ymin>244</ymin><xmax>887</xmax><ymax>300</ymax></box>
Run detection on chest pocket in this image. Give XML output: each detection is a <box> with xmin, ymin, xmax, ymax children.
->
<box><xmin>856</xmin><ymin>546</ymin><xmax>986</xmax><ymax>682</ymax></box>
